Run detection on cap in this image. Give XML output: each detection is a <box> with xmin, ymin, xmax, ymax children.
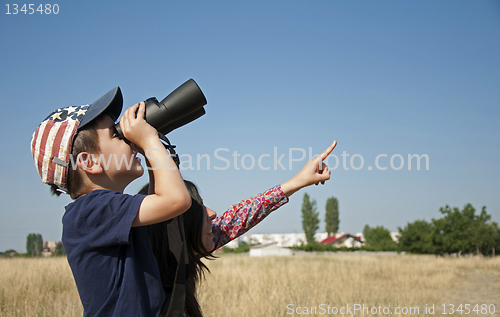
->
<box><xmin>30</xmin><ymin>86</ymin><xmax>123</xmax><ymax>192</ymax></box>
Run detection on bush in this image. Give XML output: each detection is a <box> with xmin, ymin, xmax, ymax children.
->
<box><xmin>222</xmin><ymin>242</ymin><xmax>251</xmax><ymax>254</ymax></box>
<box><xmin>363</xmin><ymin>225</ymin><xmax>398</xmax><ymax>250</ymax></box>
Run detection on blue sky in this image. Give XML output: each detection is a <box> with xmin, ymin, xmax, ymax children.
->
<box><xmin>1</xmin><ymin>0</ymin><xmax>499</xmax><ymax>252</ymax></box>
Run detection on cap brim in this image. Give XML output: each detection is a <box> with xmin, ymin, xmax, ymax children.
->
<box><xmin>78</xmin><ymin>86</ymin><xmax>123</xmax><ymax>130</ymax></box>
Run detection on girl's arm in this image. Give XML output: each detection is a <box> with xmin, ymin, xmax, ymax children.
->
<box><xmin>211</xmin><ymin>185</ymin><xmax>288</xmax><ymax>250</ymax></box>
<box><xmin>210</xmin><ymin>141</ymin><xmax>337</xmax><ymax>250</ymax></box>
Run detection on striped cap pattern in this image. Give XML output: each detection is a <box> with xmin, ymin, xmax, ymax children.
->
<box><xmin>30</xmin><ymin>105</ymin><xmax>90</xmax><ymax>192</ymax></box>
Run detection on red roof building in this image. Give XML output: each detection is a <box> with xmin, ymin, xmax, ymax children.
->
<box><xmin>319</xmin><ymin>234</ymin><xmax>363</xmax><ymax>247</ymax></box>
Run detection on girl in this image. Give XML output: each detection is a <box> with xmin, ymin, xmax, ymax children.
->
<box><xmin>145</xmin><ymin>141</ymin><xmax>337</xmax><ymax>316</ymax></box>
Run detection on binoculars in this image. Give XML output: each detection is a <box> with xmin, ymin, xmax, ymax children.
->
<box><xmin>115</xmin><ymin>79</ymin><xmax>207</xmax><ymax>139</ymax></box>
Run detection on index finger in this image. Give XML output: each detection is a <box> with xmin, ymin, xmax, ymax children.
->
<box><xmin>125</xmin><ymin>103</ymin><xmax>140</xmax><ymax>119</ymax></box>
<box><xmin>320</xmin><ymin>141</ymin><xmax>337</xmax><ymax>160</ymax></box>
<box><xmin>136</xmin><ymin>101</ymin><xmax>146</xmax><ymax>120</ymax></box>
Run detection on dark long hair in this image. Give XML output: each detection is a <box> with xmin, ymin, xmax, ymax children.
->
<box><xmin>142</xmin><ymin>180</ymin><xmax>215</xmax><ymax>317</ymax></box>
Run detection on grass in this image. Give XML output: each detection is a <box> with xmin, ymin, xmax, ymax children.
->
<box><xmin>0</xmin><ymin>257</ymin><xmax>81</xmax><ymax>316</ymax></box>
<box><xmin>0</xmin><ymin>254</ymin><xmax>498</xmax><ymax>316</ymax></box>
<box><xmin>199</xmin><ymin>253</ymin><xmax>500</xmax><ymax>316</ymax></box>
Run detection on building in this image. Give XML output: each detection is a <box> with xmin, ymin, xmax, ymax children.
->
<box><xmin>240</xmin><ymin>232</ymin><xmax>365</xmax><ymax>248</ymax></box>
<box><xmin>249</xmin><ymin>243</ymin><xmax>294</xmax><ymax>257</ymax></box>
<box><xmin>42</xmin><ymin>241</ymin><xmax>63</xmax><ymax>257</ymax></box>
<box><xmin>237</xmin><ymin>231</ymin><xmax>399</xmax><ymax>249</ymax></box>
<box><xmin>240</xmin><ymin>232</ymin><xmax>328</xmax><ymax>248</ymax></box>
<box><xmin>319</xmin><ymin>233</ymin><xmax>364</xmax><ymax>248</ymax></box>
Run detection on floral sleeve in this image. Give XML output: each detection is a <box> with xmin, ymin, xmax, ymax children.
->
<box><xmin>211</xmin><ymin>185</ymin><xmax>289</xmax><ymax>250</ymax></box>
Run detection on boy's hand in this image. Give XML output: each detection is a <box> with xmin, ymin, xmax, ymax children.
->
<box><xmin>281</xmin><ymin>141</ymin><xmax>337</xmax><ymax>197</ymax></box>
<box><xmin>119</xmin><ymin>102</ymin><xmax>159</xmax><ymax>154</ymax></box>
<box><xmin>127</xmin><ymin>101</ymin><xmax>191</xmax><ymax>227</ymax></box>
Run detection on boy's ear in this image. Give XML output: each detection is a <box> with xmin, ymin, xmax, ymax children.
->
<box><xmin>77</xmin><ymin>152</ymin><xmax>103</xmax><ymax>175</ymax></box>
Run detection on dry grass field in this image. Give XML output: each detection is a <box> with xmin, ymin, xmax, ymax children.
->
<box><xmin>0</xmin><ymin>253</ymin><xmax>499</xmax><ymax>316</ymax></box>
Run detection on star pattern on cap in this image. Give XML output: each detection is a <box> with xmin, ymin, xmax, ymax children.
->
<box><xmin>76</xmin><ymin>109</ymin><xmax>87</xmax><ymax>117</ymax></box>
<box><xmin>51</xmin><ymin>112</ymin><xmax>63</xmax><ymax>120</ymax></box>
<box><xmin>66</xmin><ymin>106</ymin><xmax>78</xmax><ymax>114</ymax></box>
<box><xmin>43</xmin><ymin>105</ymin><xmax>89</xmax><ymax>123</ymax></box>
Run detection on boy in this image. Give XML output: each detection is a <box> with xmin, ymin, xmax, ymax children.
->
<box><xmin>30</xmin><ymin>86</ymin><xmax>191</xmax><ymax>316</ymax></box>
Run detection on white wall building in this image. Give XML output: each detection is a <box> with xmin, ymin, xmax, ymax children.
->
<box><xmin>225</xmin><ymin>231</ymin><xmax>399</xmax><ymax>249</ymax></box>
<box><xmin>249</xmin><ymin>243</ymin><xmax>294</xmax><ymax>257</ymax></box>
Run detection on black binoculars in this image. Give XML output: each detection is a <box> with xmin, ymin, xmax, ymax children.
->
<box><xmin>115</xmin><ymin>79</ymin><xmax>207</xmax><ymax>139</ymax></box>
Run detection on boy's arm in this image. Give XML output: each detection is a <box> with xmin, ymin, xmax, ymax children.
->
<box><xmin>120</xmin><ymin>102</ymin><xmax>191</xmax><ymax>227</ymax></box>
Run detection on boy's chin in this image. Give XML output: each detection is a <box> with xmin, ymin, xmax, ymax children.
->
<box><xmin>133</xmin><ymin>165</ymin><xmax>144</xmax><ymax>177</ymax></box>
<box><xmin>126</xmin><ymin>165</ymin><xmax>144</xmax><ymax>182</ymax></box>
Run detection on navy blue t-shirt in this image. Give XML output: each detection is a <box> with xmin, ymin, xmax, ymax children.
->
<box><xmin>62</xmin><ymin>190</ymin><xmax>166</xmax><ymax>317</ymax></box>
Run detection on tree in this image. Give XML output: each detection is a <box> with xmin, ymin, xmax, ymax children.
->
<box><xmin>301</xmin><ymin>193</ymin><xmax>319</xmax><ymax>245</ymax></box>
<box><xmin>470</xmin><ymin>207</ymin><xmax>500</xmax><ymax>255</ymax></box>
<box><xmin>363</xmin><ymin>225</ymin><xmax>397</xmax><ymax>250</ymax></box>
<box><xmin>473</xmin><ymin>221</ymin><xmax>500</xmax><ymax>256</ymax></box>
<box><xmin>325</xmin><ymin>196</ymin><xmax>339</xmax><ymax>236</ymax></box>
<box><xmin>432</xmin><ymin>204</ymin><xmax>500</xmax><ymax>255</ymax></box>
<box><xmin>398</xmin><ymin>220</ymin><xmax>435</xmax><ymax>254</ymax></box>
<box><xmin>54</xmin><ymin>243</ymin><xmax>66</xmax><ymax>256</ymax></box>
<box><xmin>26</xmin><ymin>233</ymin><xmax>43</xmax><ymax>257</ymax></box>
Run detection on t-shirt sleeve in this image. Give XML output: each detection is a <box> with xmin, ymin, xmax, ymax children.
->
<box><xmin>79</xmin><ymin>191</ymin><xmax>146</xmax><ymax>248</ymax></box>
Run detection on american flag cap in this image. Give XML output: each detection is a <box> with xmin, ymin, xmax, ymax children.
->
<box><xmin>30</xmin><ymin>87</ymin><xmax>123</xmax><ymax>192</ymax></box>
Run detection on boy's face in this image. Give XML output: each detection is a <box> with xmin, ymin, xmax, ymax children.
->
<box><xmin>94</xmin><ymin>115</ymin><xmax>143</xmax><ymax>185</ymax></box>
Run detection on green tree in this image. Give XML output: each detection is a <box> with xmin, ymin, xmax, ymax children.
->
<box><xmin>470</xmin><ymin>207</ymin><xmax>500</xmax><ymax>255</ymax></box>
<box><xmin>301</xmin><ymin>193</ymin><xmax>319</xmax><ymax>245</ymax></box>
<box><xmin>26</xmin><ymin>233</ymin><xmax>43</xmax><ymax>257</ymax></box>
<box><xmin>54</xmin><ymin>243</ymin><xmax>66</xmax><ymax>256</ymax></box>
<box><xmin>472</xmin><ymin>221</ymin><xmax>500</xmax><ymax>256</ymax></box>
<box><xmin>363</xmin><ymin>225</ymin><xmax>397</xmax><ymax>250</ymax></box>
<box><xmin>398</xmin><ymin>220</ymin><xmax>435</xmax><ymax>254</ymax></box>
<box><xmin>432</xmin><ymin>204</ymin><xmax>500</xmax><ymax>255</ymax></box>
<box><xmin>0</xmin><ymin>249</ymin><xmax>21</xmax><ymax>257</ymax></box>
<box><xmin>325</xmin><ymin>196</ymin><xmax>339</xmax><ymax>236</ymax></box>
